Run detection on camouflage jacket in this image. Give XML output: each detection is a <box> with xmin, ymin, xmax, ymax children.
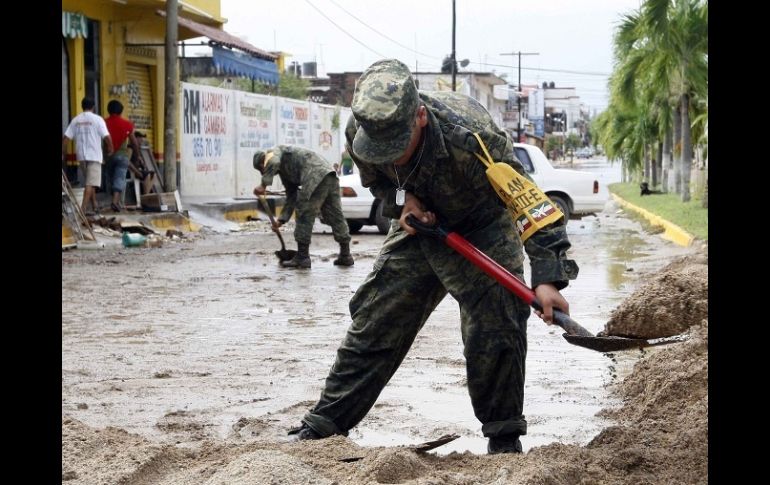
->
<box><xmin>261</xmin><ymin>145</ymin><xmax>336</xmax><ymax>221</ymax></box>
<box><xmin>345</xmin><ymin>90</ymin><xmax>578</xmax><ymax>289</ymax></box>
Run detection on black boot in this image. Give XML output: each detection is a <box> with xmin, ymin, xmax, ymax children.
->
<box><xmin>333</xmin><ymin>242</ymin><xmax>354</xmax><ymax>266</ymax></box>
<box><xmin>487</xmin><ymin>434</ymin><xmax>523</xmax><ymax>454</ymax></box>
<box><xmin>288</xmin><ymin>423</ymin><xmax>323</xmax><ymax>441</ymax></box>
<box><xmin>282</xmin><ymin>242</ymin><xmax>311</xmax><ymax>268</ymax></box>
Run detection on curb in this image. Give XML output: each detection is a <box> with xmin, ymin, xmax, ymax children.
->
<box><xmin>141</xmin><ymin>212</ymin><xmax>202</xmax><ymax>232</ymax></box>
<box><xmin>610</xmin><ymin>193</ymin><xmax>695</xmax><ymax>247</ymax></box>
<box><xmin>186</xmin><ymin>196</ymin><xmax>287</xmax><ymax>223</ymax></box>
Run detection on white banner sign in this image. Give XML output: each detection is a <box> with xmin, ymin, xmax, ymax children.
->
<box><xmin>235</xmin><ymin>92</ymin><xmax>277</xmax><ymax>197</ymax></box>
<box><xmin>277</xmin><ymin>99</ymin><xmax>311</xmax><ymax>148</ymax></box>
<box><xmin>180</xmin><ymin>83</ymin><xmax>236</xmax><ymax>197</ymax></box>
<box><xmin>528</xmin><ymin>89</ymin><xmax>544</xmax><ymax>120</ymax></box>
<box><xmin>310</xmin><ymin>103</ymin><xmax>339</xmax><ymax>166</ymax></box>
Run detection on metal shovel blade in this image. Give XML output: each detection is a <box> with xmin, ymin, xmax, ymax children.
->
<box><xmin>562</xmin><ymin>333</ymin><xmax>689</xmax><ymax>352</ymax></box>
<box><xmin>257</xmin><ymin>195</ymin><xmax>296</xmax><ymax>262</ymax></box>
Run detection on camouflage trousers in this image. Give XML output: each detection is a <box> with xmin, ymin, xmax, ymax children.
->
<box><xmin>294</xmin><ymin>174</ymin><xmax>351</xmax><ymax>245</ymax></box>
<box><xmin>303</xmin><ymin>213</ymin><xmax>530</xmax><ymax>439</ymax></box>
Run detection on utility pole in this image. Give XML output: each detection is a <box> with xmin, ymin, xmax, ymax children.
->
<box><xmin>451</xmin><ymin>0</ymin><xmax>456</xmax><ymax>91</ymax></box>
<box><xmin>164</xmin><ymin>0</ymin><xmax>178</xmax><ymax>191</ymax></box>
<box><xmin>500</xmin><ymin>51</ymin><xmax>538</xmax><ymax>141</ymax></box>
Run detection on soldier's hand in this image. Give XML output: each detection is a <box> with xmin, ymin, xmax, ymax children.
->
<box><xmin>272</xmin><ymin>220</ymin><xmax>283</xmax><ymax>230</ymax></box>
<box><xmin>399</xmin><ymin>192</ymin><xmax>435</xmax><ymax>236</ymax></box>
<box><xmin>533</xmin><ymin>283</ymin><xmax>569</xmax><ymax>325</ymax></box>
<box><xmin>253</xmin><ymin>186</ymin><xmax>266</xmax><ymax>196</ymax></box>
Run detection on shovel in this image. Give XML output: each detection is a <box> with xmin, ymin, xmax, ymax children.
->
<box><xmin>406</xmin><ymin>215</ymin><xmax>685</xmax><ymax>352</ymax></box>
<box><xmin>257</xmin><ymin>195</ymin><xmax>297</xmax><ymax>262</ymax></box>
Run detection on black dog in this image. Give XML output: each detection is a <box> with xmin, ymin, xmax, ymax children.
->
<box><xmin>639</xmin><ymin>182</ymin><xmax>662</xmax><ymax>196</ymax></box>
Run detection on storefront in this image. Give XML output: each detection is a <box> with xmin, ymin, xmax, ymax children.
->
<box><xmin>61</xmin><ymin>0</ymin><xmax>229</xmax><ymax>178</ymax></box>
<box><xmin>62</xmin><ymin>1</ymin><xmax>279</xmax><ymax>189</ymax></box>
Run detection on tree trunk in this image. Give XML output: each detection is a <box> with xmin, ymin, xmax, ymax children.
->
<box><xmin>681</xmin><ymin>93</ymin><xmax>692</xmax><ymax>202</ymax></box>
<box><xmin>643</xmin><ymin>143</ymin><xmax>650</xmax><ymax>182</ymax></box>
<box><xmin>662</xmin><ymin>125</ymin><xmax>673</xmax><ymax>193</ymax></box>
<box><xmin>672</xmin><ymin>105</ymin><xmax>683</xmax><ymax>194</ymax></box>
<box><xmin>654</xmin><ymin>140</ymin><xmax>662</xmax><ymax>188</ymax></box>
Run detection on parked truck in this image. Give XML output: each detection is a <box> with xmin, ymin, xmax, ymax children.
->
<box><xmin>513</xmin><ymin>142</ymin><xmax>605</xmax><ymax>221</ymax></box>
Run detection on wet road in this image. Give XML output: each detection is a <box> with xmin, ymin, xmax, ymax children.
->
<box><xmin>61</xmin><ymin>157</ymin><xmax>695</xmax><ymax>455</ymax></box>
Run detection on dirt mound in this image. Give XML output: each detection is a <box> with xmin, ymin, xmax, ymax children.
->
<box><xmin>62</xmin><ymin>311</ymin><xmax>709</xmax><ymax>484</ymax></box>
<box><xmin>593</xmin><ymin>319</ymin><xmax>709</xmax><ymax>483</ymax></box>
<box><xmin>62</xmin><ymin>416</ymin><xmax>183</xmax><ymax>484</ymax></box>
<box><xmin>603</xmin><ymin>255</ymin><xmax>708</xmax><ymax>338</ymax></box>
<box><xmin>361</xmin><ymin>449</ymin><xmax>429</xmax><ymax>483</ymax></box>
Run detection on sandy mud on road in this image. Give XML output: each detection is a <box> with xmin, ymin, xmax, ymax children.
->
<box><xmin>62</xmin><ymin>200</ymin><xmax>706</xmax><ymax>484</ymax></box>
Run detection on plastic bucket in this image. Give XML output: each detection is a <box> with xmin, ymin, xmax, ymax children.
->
<box><xmin>122</xmin><ymin>232</ymin><xmax>147</xmax><ymax>247</ymax></box>
<box><xmin>71</xmin><ymin>188</ymin><xmax>84</xmax><ymax>207</ymax></box>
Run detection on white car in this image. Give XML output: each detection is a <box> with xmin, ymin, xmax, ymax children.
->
<box><xmin>513</xmin><ymin>143</ymin><xmax>604</xmax><ymax>221</ymax></box>
<box><xmin>338</xmin><ymin>173</ymin><xmax>391</xmax><ymax>234</ymax></box>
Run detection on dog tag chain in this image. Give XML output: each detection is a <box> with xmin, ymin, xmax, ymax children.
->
<box><xmin>393</xmin><ymin>136</ymin><xmax>426</xmax><ymax>206</ymax></box>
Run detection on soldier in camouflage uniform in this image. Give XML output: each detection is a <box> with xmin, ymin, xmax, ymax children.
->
<box><xmin>253</xmin><ymin>145</ymin><xmax>353</xmax><ymax>268</ymax></box>
<box><xmin>290</xmin><ymin>59</ymin><xmax>578</xmax><ymax>453</ymax></box>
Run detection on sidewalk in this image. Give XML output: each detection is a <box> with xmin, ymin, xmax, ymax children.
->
<box><xmin>62</xmin><ymin>194</ymin><xmax>286</xmax><ymax>249</ymax></box>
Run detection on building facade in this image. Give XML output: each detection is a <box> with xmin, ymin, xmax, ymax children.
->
<box><xmin>308</xmin><ymin>71</ymin><xmax>508</xmax><ymax>128</ymax></box>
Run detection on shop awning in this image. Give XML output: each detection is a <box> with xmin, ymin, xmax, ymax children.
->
<box><xmin>212</xmin><ymin>46</ymin><xmax>280</xmax><ymax>85</ymax></box>
<box><xmin>157</xmin><ymin>10</ymin><xmax>277</xmax><ymax>61</ymax></box>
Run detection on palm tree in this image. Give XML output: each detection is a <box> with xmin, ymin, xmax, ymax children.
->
<box><xmin>600</xmin><ymin>0</ymin><xmax>707</xmax><ymax>200</ymax></box>
<box><xmin>598</xmin><ymin>10</ymin><xmax>664</xmax><ymax>184</ymax></box>
<box><xmin>641</xmin><ymin>0</ymin><xmax>708</xmax><ymax>201</ymax></box>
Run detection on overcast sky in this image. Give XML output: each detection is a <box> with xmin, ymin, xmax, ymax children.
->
<box><xmin>213</xmin><ymin>0</ymin><xmax>643</xmax><ymax>112</ymax></box>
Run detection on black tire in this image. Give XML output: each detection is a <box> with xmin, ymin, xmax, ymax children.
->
<box><xmin>346</xmin><ymin>219</ymin><xmax>363</xmax><ymax>234</ymax></box>
<box><xmin>374</xmin><ymin>202</ymin><xmax>391</xmax><ymax>235</ymax></box>
<box><xmin>549</xmin><ymin>195</ymin><xmax>571</xmax><ymax>223</ymax></box>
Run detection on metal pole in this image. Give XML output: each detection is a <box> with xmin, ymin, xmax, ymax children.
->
<box><xmin>517</xmin><ymin>51</ymin><xmax>521</xmax><ymax>140</ymax></box>
<box><xmin>164</xmin><ymin>0</ymin><xmax>178</xmax><ymax>191</ymax></box>
<box><xmin>500</xmin><ymin>51</ymin><xmax>539</xmax><ymax>141</ymax></box>
<box><xmin>451</xmin><ymin>0</ymin><xmax>456</xmax><ymax>91</ymax></box>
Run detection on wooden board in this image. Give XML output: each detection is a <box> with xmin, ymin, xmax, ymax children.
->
<box><xmin>141</xmin><ymin>192</ymin><xmax>178</xmax><ymax>212</ymax></box>
<box><xmin>139</xmin><ymin>145</ymin><xmax>164</xmax><ymax>193</ymax></box>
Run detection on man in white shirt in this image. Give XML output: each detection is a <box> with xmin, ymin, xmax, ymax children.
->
<box><xmin>63</xmin><ymin>98</ymin><xmax>113</xmax><ymax>215</ymax></box>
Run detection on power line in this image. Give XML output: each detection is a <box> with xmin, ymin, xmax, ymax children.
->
<box><xmin>469</xmin><ymin>61</ymin><xmax>610</xmax><ymax>77</ymax></box>
<box><xmin>324</xmin><ymin>0</ymin><xmax>443</xmax><ymax>61</ymax></box>
<box><xmin>307</xmin><ymin>1</ymin><xmax>609</xmax><ymax>79</ymax></box>
<box><xmin>302</xmin><ymin>0</ymin><xmax>386</xmax><ymax>59</ymax></box>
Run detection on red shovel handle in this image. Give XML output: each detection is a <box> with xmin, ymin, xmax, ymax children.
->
<box><xmin>444</xmin><ymin>232</ymin><xmax>536</xmax><ymax>305</ymax></box>
<box><xmin>406</xmin><ymin>215</ymin><xmax>593</xmax><ymax>338</ymax></box>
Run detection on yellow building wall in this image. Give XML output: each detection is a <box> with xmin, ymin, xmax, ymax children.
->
<box><xmin>62</xmin><ymin>1</ymin><xmax>222</xmax><ymax>160</ymax></box>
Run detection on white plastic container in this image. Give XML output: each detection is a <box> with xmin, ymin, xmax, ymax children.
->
<box><xmin>71</xmin><ymin>188</ymin><xmax>84</xmax><ymax>207</ymax></box>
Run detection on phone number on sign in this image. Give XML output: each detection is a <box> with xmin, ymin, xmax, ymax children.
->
<box><xmin>191</xmin><ymin>137</ymin><xmax>223</xmax><ymax>158</ymax></box>
<box><xmin>196</xmin><ymin>162</ymin><xmax>219</xmax><ymax>173</ymax></box>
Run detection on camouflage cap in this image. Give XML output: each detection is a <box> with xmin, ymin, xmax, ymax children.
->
<box><xmin>253</xmin><ymin>150</ymin><xmax>266</xmax><ymax>170</ymax></box>
<box><xmin>351</xmin><ymin>59</ymin><xmax>419</xmax><ymax>164</ymax></box>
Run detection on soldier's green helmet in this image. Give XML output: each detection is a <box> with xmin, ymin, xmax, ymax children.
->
<box><xmin>350</xmin><ymin>59</ymin><xmax>419</xmax><ymax>164</ymax></box>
